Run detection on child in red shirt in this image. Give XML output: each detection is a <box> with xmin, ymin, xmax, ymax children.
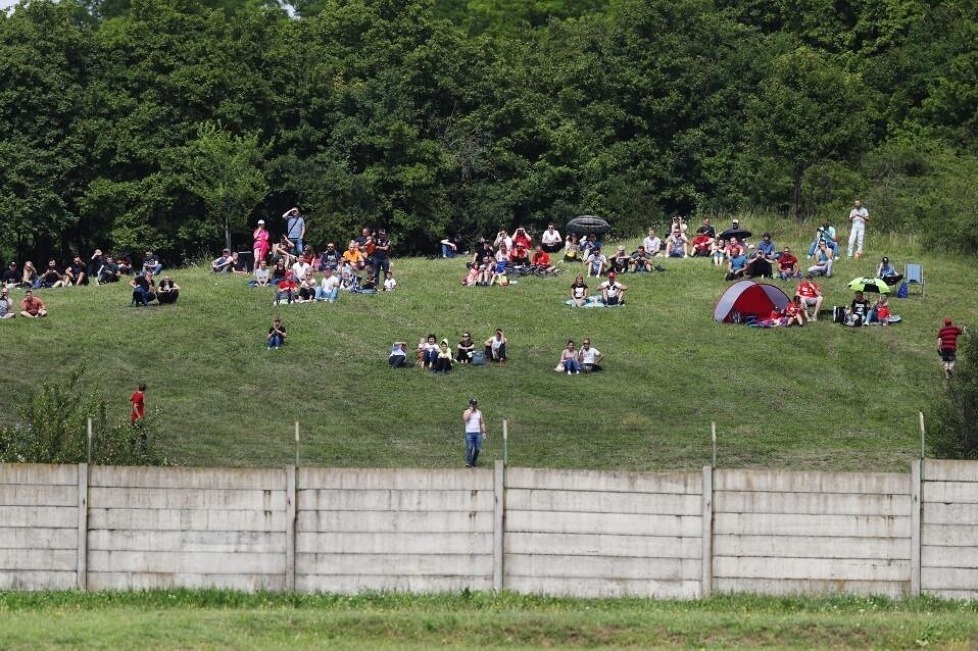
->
<box><xmin>130</xmin><ymin>383</ymin><xmax>146</xmax><ymax>424</ymax></box>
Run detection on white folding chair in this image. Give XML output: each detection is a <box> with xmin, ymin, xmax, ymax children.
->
<box><xmin>905</xmin><ymin>263</ymin><xmax>925</xmax><ymax>296</ymax></box>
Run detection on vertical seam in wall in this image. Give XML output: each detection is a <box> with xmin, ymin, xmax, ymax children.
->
<box><xmin>493</xmin><ymin>460</ymin><xmax>505</xmax><ymax>592</ymax></box>
<box><xmin>701</xmin><ymin>465</ymin><xmax>714</xmax><ymax>598</ymax></box>
<box><xmin>77</xmin><ymin>463</ymin><xmax>89</xmax><ymax>592</ymax></box>
<box><xmin>286</xmin><ymin>465</ymin><xmax>297</xmax><ymax>592</ymax></box>
<box><xmin>910</xmin><ymin>459</ymin><xmax>922</xmax><ymax>597</ymax></box>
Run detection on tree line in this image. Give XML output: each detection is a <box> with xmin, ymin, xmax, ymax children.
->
<box><xmin>1</xmin><ymin>0</ymin><xmax>976</xmax><ymax>265</ymax></box>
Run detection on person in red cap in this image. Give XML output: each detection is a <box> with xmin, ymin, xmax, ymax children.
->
<box><xmin>938</xmin><ymin>318</ymin><xmax>967</xmax><ymax>378</ymax></box>
<box><xmin>599</xmin><ymin>271</ymin><xmax>628</xmax><ymax>306</ymax></box>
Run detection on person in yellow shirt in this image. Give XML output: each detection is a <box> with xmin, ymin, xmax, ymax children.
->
<box><xmin>342</xmin><ymin>240</ymin><xmax>367</xmax><ymax>270</ymax></box>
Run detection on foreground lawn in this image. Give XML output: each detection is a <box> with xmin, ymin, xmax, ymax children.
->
<box><xmin>1</xmin><ymin>220</ymin><xmax>974</xmax><ymax>471</ymax></box>
<box><xmin>1</xmin><ymin>591</ymin><xmax>977</xmax><ymax>650</ymax></box>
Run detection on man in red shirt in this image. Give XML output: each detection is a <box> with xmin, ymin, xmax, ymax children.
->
<box><xmin>938</xmin><ymin>318</ymin><xmax>966</xmax><ymax>378</ymax></box>
<box><xmin>795</xmin><ymin>274</ymin><xmax>823</xmax><ymax>320</ymax></box>
<box><xmin>530</xmin><ymin>246</ymin><xmax>555</xmax><ymax>275</ymax></box>
<box><xmin>19</xmin><ymin>290</ymin><xmax>47</xmax><ymax>318</ymax></box>
<box><xmin>690</xmin><ymin>232</ymin><xmax>713</xmax><ymax>257</ymax></box>
<box><xmin>777</xmin><ymin>247</ymin><xmax>799</xmax><ymax>279</ymax></box>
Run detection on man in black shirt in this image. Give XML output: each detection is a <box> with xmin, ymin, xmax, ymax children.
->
<box><xmin>847</xmin><ymin>291</ymin><xmax>872</xmax><ymax>327</ymax></box>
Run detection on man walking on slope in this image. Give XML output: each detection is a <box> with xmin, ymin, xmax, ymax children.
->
<box><xmin>938</xmin><ymin>318</ymin><xmax>967</xmax><ymax>379</ymax></box>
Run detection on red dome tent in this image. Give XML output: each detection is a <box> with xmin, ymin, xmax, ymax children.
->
<box><xmin>713</xmin><ymin>280</ymin><xmax>791</xmax><ymax>323</ymax></box>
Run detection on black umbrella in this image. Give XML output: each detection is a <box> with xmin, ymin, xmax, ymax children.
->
<box><xmin>717</xmin><ymin>227</ymin><xmax>752</xmax><ymax>242</ymax></box>
<box><xmin>566</xmin><ymin>215</ymin><xmax>611</xmax><ymax>235</ymax></box>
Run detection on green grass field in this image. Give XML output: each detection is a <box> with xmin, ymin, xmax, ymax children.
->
<box><xmin>1</xmin><ymin>218</ymin><xmax>974</xmax><ymax>471</ymax></box>
<box><xmin>1</xmin><ymin>591</ymin><xmax>977</xmax><ymax>649</ymax></box>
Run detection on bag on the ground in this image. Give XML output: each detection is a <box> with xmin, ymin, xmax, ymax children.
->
<box><xmin>470</xmin><ymin>351</ymin><xmax>486</xmax><ymax>365</ymax></box>
<box><xmin>833</xmin><ymin>306</ymin><xmax>846</xmax><ymax>324</ymax></box>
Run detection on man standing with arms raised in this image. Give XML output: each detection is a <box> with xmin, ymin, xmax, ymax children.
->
<box><xmin>462</xmin><ymin>398</ymin><xmax>486</xmax><ymax>468</ymax></box>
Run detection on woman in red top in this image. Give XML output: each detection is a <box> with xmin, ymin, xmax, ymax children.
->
<box><xmin>130</xmin><ymin>383</ymin><xmax>146</xmax><ymax>424</ymax></box>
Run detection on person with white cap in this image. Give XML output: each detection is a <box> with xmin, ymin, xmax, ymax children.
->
<box><xmin>252</xmin><ymin>219</ymin><xmax>270</xmax><ymax>271</ymax></box>
<box><xmin>462</xmin><ymin>398</ymin><xmax>486</xmax><ymax>468</ymax></box>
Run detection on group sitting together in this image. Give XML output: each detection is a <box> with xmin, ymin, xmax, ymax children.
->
<box><xmin>388</xmin><ymin>329</ymin><xmax>509</xmax><ymax>371</ymax></box>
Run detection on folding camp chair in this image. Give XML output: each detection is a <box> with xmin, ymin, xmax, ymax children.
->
<box><xmin>905</xmin><ymin>263</ymin><xmax>925</xmax><ymax>296</ymax></box>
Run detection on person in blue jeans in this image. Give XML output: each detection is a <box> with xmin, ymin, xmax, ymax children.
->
<box><xmin>462</xmin><ymin>398</ymin><xmax>486</xmax><ymax>468</ymax></box>
<box><xmin>267</xmin><ymin>317</ymin><xmax>287</xmax><ymax>349</ymax></box>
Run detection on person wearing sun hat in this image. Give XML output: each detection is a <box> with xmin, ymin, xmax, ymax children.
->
<box><xmin>462</xmin><ymin>398</ymin><xmax>486</xmax><ymax>468</ymax></box>
<box><xmin>252</xmin><ymin>219</ymin><xmax>270</xmax><ymax>271</ymax></box>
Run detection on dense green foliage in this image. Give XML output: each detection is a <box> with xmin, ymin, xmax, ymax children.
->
<box><xmin>929</xmin><ymin>334</ymin><xmax>978</xmax><ymax>459</ymax></box>
<box><xmin>2</xmin><ymin>590</ymin><xmax>978</xmax><ymax>649</ymax></box>
<box><xmin>1</xmin><ymin>0</ymin><xmax>977</xmax><ymax>265</ymax></box>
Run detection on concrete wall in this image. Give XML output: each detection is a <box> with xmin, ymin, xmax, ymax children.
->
<box><xmin>1</xmin><ymin>461</ymin><xmax>977</xmax><ymax>598</ymax></box>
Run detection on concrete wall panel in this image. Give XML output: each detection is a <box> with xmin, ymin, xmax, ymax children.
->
<box><xmin>507</xmin><ymin>467</ymin><xmax>701</xmax><ymax>493</ymax></box>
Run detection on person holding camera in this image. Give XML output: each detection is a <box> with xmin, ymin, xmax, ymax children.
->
<box><xmin>462</xmin><ymin>398</ymin><xmax>486</xmax><ymax>468</ymax></box>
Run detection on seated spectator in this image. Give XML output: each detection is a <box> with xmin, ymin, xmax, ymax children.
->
<box><xmin>665</xmin><ymin>228</ymin><xmax>688</xmax><ymax>258</ymax></box>
<box><xmin>342</xmin><ymin>240</ymin><xmax>367</xmax><ymax>271</ymax></box>
<box><xmin>807</xmin><ymin>240</ymin><xmax>835</xmax><ymax>277</ymax></box>
<box><xmin>569</xmin><ymin>274</ymin><xmax>589</xmax><ymax>306</ymax></box>
<box><xmin>540</xmin><ymin>223</ymin><xmax>562</xmax><ymax>253</ymax></box>
<box><xmin>418</xmin><ymin>334</ymin><xmax>439</xmax><ymax>369</ymax></box>
<box><xmin>231</xmin><ymin>252</ymin><xmax>249</xmax><ymax>274</ymax></box>
<box><xmin>671</xmin><ymin>215</ymin><xmax>689</xmax><ymax>236</ymax></box>
<box><xmin>711</xmin><ymin>239</ymin><xmax>727</xmax><ymax>267</ymax></box>
<box><xmin>580</xmin><ymin>234</ymin><xmax>600</xmax><ymax>258</ymax></box>
<box><xmin>389</xmin><ymin>341</ymin><xmax>409</xmax><ymax>367</ymax></box>
<box><xmin>456</xmin><ymin>332</ymin><xmax>476</xmax><ymax>363</ymax></box>
<box><xmin>484</xmin><ymin>329</ymin><xmax>507</xmax><ymax>364</ymax></box>
<box><xmin>267</xmin><ymin>317</ymin><xmax>286</xmax><ymax>349</ymax></box>
<box><xmin>22</xmin><ymin>261</ymin><xmax>41</xmax><ymax>289</ymax></box>
<box><xmin>249</xmin><ymin>259</ymin><xmax>271</xmax><ymax>288</ymax></box>
<box><xmin>40</xmin><ymin>260</ymin><xmax>65</xmax><ymax>288</ymax></box>
<box><xmin>563</xmin><ymin>233</ymin><xmax>581</xmax><ymax>262</ymax></box>
<box><xmin>610</xmin><ymin>246</ymin><xmax>631</xmax><ymax>274</ymax></box>
<box><xmin>297</xmin><ymin>271</ymin><xmax>317</xmax><ymax>302</ymax></box>
<box><xmin>130</xmin><ymin>271</ymin><xmax>157</xmax><ymax>306</ymax></box>
<box><xmin>585</xmin><ymin>245</ymin><xmax>607</xmax><ymax>278</ymax></box>
<box><xmin>291</xmin><ymin>256</ymin><xmax>312</xmax><ymax>284</ymax></box>
<box><xmin>63</xmin><ymin>255</ymin><xmax>88</xmax><ymax>286</ymax></box>
<box><xmin>471</xmin><ymin>239</ymin><xmax>494</xmax><ymax>267</ymax></box>
<box><xmin>631</xmin><ymin>246</ymin><xmax>654</xmax><ymax>272</ymax></box>
<box><xmin>513</xmin><ymin>226</ymin><xmax>533</xmax><ymax>250</ymax></box>
<box><xmin>157</xmin><ymin>275</ymin><xmax>180</xmax><ymax>304</ymax></box>
<box><xmin>725</xmin><ymin>249</ymin><xmax>748</xmax><ymax>281</ymax></box>
<box><xmin>795</xmin><ymin>274</ymin><xmax>824</xmax><ymax>320</ymax></box>
<box><xmin>868</xmin><ymin>295</ymin><xmax>891</xmax><ymax>326</ymax></box>
<box><xmin>440</xmin><ymin>234</ymin><xmax>459</xmax><ymax>259</ymax></box>
<box><xmin>877</xmin><ymin>256</ymin><xmax>903</xmax><ymax>287</ymax></box>
<box><xmin>211</xmin><ymin>249</ymin><xmax>234</xmax><ymax>273</ymax></box>
<box><xmin>274</xmin><ymin>272</ymin><xmax>298</xmax><ymax>305</ymax></box>
<box><xmin>578</xmin><ymin>338</ymin><xmax>603</xmax><ymax>372</ymax></box>
<box><xmin>643</xmin><ymin>228</ymin><xmax>663</xmax><ymax>257</ymax></box>
<box><xmin>846</xmin><ymin>291</ymin><xmax>872</xmax><ymax>327</ymax></box>
<box><xmin>271</xmin><ymin>235</ymin><xmax>296</xmax><ymax>267</ymax></box>
<box><xmin>339</xmin><ymin>262</ymin><xmax>361</xmax><ymax>291</ymax></box>
<box><xmin>19</xmin><ymin>289</ymin><xmax>47</xmax><ymax>318</ymax></box>
<box><xmin>360</xmin><ymin>274</ymin><xmax>378</xmax><ymax>293</ymax></box>
<box><xmin>142</xmin><ymin>250</ymin><xmax>163</xmax><ymax>276</ymax></box>
<box><xmin>725</xmin><ymin>237</ymin><xmax>744</xmax><ymax>258</ymax></box>
<box><xmin>383</xmin><ymin>270</ymin><xmax>397</xmax><ymax>291</ymax></box>
<box><xmin>315</xmin><ymin>268</ymin><xmax>340</xmax><ymax>302</ymax></box>
<box><xmin>757</xmin><ymin>233</ymin><xmax>776</xmax><ymax>258</ymax></box>
<box><xmin>318</xmin><ymin>242</ymin><xmax>341</xmax><ymax>271</ymax></box>
<box><xmin>433</xmin><ymin>338</ymin><xmax>453</xmax><ymax>373</ymax></box>
<box><xmin>557</xmin><ymin>340</ymin><xmax>582</xmax><ymax>374</ymax></box>
<box><xmin>97</xmin><ymin>256</ymin><xmax>121</xmax><ymax>284</ymax></box>
<box><xmin>493</xmin><ymin>229</ymin><xmax>513</xmax><ymax>251</ymax></box>
<box><xmin>3</xmin><ymin>262</ymin><xmax>20</xmax><ymax>290</ymax></box>
<box><xmin>87</xmin><ymin>249</ymin><xmax>105</xmax><ymax>280</ymax></box>
<box><xmin>744</xmin><ymin>247</ymin><xmax>773</xmax><ymax>278</ymax></box>
<box><xmin>599</xmin><ymin>271</ymin><xmax>627</xmax><ymax>306</ymax></box>
<box><xmin>690</xmin><ymin>231</ymin><xmax>713</xmax><ymax>257</ymax></box>
<box><xmin>0</xmin><ymin>288</ymin><xmax>15</xmax><ymax>319</ymax></box>
<box><xmin>116</xmin><ymin>254</ymin><xmax>133</xmax><ymax>276</ymax></box>
<box><xmin>783</xmin><ymin>296</ymin><xmax>806</xmax><ymax>326</ymax></box>
<box><xmin>777</xmin><ymin>246</ymin><xmax>799</xmax><ymax>279</ymax></box>
<box><xmin>807</xmin><ymin>223</ymin><xmax>839</xmax><ymax>257</ymax></box>
<box><xmin>509</xmin><ymin>242</ymin><xmax>531</xmax><ymax>268</ymax></box>
<box><xmin>269</xmin><ymin>259</ymin><xmax>288</xmax><ymax>284</ymax></box>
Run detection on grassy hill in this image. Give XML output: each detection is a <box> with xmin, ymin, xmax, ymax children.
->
<box><xmin>2</xmin><ymin>218</ymin><xmax>973</xmax><ymax>472</ymax></box>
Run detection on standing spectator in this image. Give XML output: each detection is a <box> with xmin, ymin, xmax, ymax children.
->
<box><xmin>157</xmin><ymin>275</ymin><xmax>180</xmax><ymax>304</ymax></box>
<box><xmin>129</xmin><ymin>383</ymin><xmax>146</xmax><ymax>425</ymax></box>
<box><xmin>252</xmin><ymin>219</ymin><xmax>270</xmax><ymax>271</ymax></box>
<box><xmin>484</xmin><ymin>329</ymin><xmax>507</xmax><ymax>364</ymax></box>
<box><xmin>142</xmin><ymin>250</ymin><xmax>163</xmax><ymax>276</ymax></box>
<box><xmin>847</xmin><ymin>199</ymin><xmax>869</xmax><ymax>259</ymax></box>
<box><xmin>938</xmin><ymin>318</ymin><xmax>966</xmax><ymax>378</ymax></box>
<box><xmin>579</xmin><ymin>338</ymin><xmax>603</xmax><ymax>372</ymax></box>
<box><xmin>0</xmin><ymin>288</ymin><xmax>15</xmax><ymax>319</ymax></box>
<box><xmin>540</xmin><ymin>223</ymin><xmax>562</xmax><ymax>253</ymax></box>
<box><xmin>267</xmin><ymin>317</ymin><xmax>287</xmax><ymax>349</ymax></box>
<box><xmin>19</xmin><ymin>290</ymin><xmax>47</xmax><ymax>318</ymax></box>
<box><xmin>372</xmin><ymin>228</ymin><xmax>392</xmax><ymax>286</ymax></box>
<box><xmin>462</xmin><ymin>398</ymin><xmax>486</xmax><ymax>468</ymax></box>
<box><xmin>283</xmin><ymin>207</ymin><xmax>306</xmax><ymax>254</ymax></box>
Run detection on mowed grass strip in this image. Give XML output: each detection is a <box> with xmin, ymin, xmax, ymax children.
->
<box><xmin>1</xmin><ymin>591</ymin><xmax>978</xmax><ymax>649</ymax></box>
<box><xmin>1</xmin><ymin>220</ymin><xmax>973</xmax><ymax>471</ymax></box>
